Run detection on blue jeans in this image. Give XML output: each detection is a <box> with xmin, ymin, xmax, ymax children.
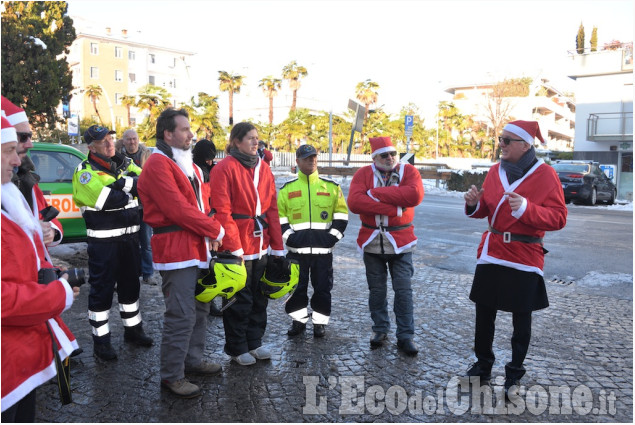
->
<box><xmin>139</xmin><ymin>217</ymin><xmax>153</xmax><ymax>278</ymax></box>
<box><xmin>363</xmin><ymin>252</ymin><xmax>415</xmax><ymax>341</ymax></box>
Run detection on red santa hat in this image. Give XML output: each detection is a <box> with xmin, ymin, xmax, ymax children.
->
<box><xmin>2</xmin><ymin>116</ymin><xmax>18</xmax><ymax>144</ymax></box>
<box><xmin>369</xmin><ymin>136</ymin><xmax>396</xmax><ymax>158</ymax></box>
<box><xmin>503</xmin><ymin>120</ymin><xmax>545</xmax><ymax>145</ymax></box>
<box><xmin>1</xmin><ymin>95</ymin><xmax>28</xmax><ymax>126</ymax></box>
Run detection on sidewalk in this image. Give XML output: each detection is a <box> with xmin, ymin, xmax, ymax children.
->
<box><xmin>38</xmin><ymin>243</ymin><xmax>633</xmax><ymax>422</ymax></box>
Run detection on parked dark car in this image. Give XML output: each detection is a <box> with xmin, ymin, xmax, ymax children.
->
<box><xmin>552</xmin><ymin>160</ymin><xmax>617</xmax><ymax>205</ymax></box>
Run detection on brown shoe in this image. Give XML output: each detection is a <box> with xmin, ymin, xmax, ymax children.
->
<box><xmin>161</xmin><ymin>378</ymin><xmax>201</xmax><ymax>398</ymax></box>
<box><xmin>184</xmin><ymin>361</ymin><xmax>222</xmax><ymax>376</ymax></box>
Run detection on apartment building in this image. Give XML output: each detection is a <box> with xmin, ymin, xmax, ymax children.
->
<box><xmin>567</xmin><ymin>45</ymin><xmax>633</xmax><ymax>201</ymax></box>
<box><xmin>66</xmin><ymin>18</ymin><xmax>194</xmax><ymax>131</ymax></box>
<box><xmin>444</xmin><ymin>78</ymin><xmax>576</xmax><ymax>152</ymax></box>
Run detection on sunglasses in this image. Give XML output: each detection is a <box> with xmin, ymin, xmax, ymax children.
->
<box><xmin>498</xmin><ymin>136</ymin><xmax>524</xmax><ymax>146</ymax></box>
<box><xmin>16</xmin><ymin>132</ymin><xmax>33</xmax><ymax>143</ymax></box>
<box><xmin>379</xmin><ymin>151</ymin><xmax>397</xmax><ymax>159</ymax></box>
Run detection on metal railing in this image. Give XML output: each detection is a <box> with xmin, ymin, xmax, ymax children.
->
<box><xmin>587</xmin><ymin>112</ymin><xmax>633</xmax><ymax>142</ymax></box>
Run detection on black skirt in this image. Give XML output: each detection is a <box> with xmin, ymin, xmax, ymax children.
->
<box><xmin>469</xmin><ymin>264</ymin><xmax>549</xmax><ymax>313</ymax></box>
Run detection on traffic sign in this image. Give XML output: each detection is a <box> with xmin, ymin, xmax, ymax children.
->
<box><xmin>404</xmin><ymin>115</ymin><xmax>414</xmax><ymax>136</ymax></box>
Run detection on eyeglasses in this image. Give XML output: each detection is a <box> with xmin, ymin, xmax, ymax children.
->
<box><xmin>16</xmin><ymin>132</ymin><xmax>33</xmax><ymax>143</ymax></box>
<box><xmin>379</xmin><ymin>151</ymin><xmax>397</xmax><ymax>159</ymax></box>
<box><xmin>498</xmin><ymin>136</ymin><xmax>524</xmax><ymax>146</ymax></box>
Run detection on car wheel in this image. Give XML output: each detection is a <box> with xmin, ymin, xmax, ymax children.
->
<box><xmin>586</xmin><ymin>187</ymin><xmax>597</xmax><ymax>206</ymax></box>
<box><xmin>607</xmin><ymin>189</ymin><xmax>616</xmax><ymax>205</ymax></box>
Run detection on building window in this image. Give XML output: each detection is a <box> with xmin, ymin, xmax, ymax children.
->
<box><xmin>173</xmin><ymin>79</ymin><xmax>177</xmax><ymax>89</ymax></box>
<box><xmin>129</xmin><ymin>73</ymin><xmax>136</xmax><ymax>83</ymax></box>
<box><xmin>90</xmin><ymin>42</ymin><xmax>99</xmax><ymax>55</ymax></box>
<box><xmin>115</xmin><ymin>46</ymin><xmax>122</xmax><ymax>58</ymax></box>
<box><xmin>116</xmin><ymin>116</ymin><xmax>123</xmax><ymax>127</ymax></box>
<box><xmin>130</xmin><ymin>117</ymin><xmax>136</xmax><ymax>126</ymax></box>
<box><xmin>149</xmin><ymin>54</ymin><xmax>155</xmax><ymax>64</ymax></box>
<box><xmin>115</xmin><ymin>70</ymin><xmax>123</xmax><ymax>82</ymax></box>
<box><xmin>170</xmin><ymin>57</ymin><xmax>176</xmax><ymax>68</ymax></box>
<box><xmin>90</xmin><ymin>67</ymin><xmax>99</xmax><ymax>79</ymax></box>
<box><xmin>128</xmin><ymin>50</ymin><xmax>136</xmax><ymax>60</ymax></box>
<box><xmin>149</xmin><ymin>75</ymin><xmax>155</xmax><ymax>85</ymax></box>
<box><xmin>115</xmin><ymin>93</ymin><xmax>122</xmax><ymax>105</ymax></box>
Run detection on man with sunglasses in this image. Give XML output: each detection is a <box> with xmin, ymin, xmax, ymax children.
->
<box><xmin>463</xmin><ymin>120</ymin><xmax>567</xmax><ymax>399</ymax></box>
<box><xmin>1</xmin><ymin>95</ymin><xmax>63</xmax><ymax>248</ymax></box>
<box><xmin>347</xmin><ymin>137</ymin><xmax>424</xmax><ymax>356</ymax></box>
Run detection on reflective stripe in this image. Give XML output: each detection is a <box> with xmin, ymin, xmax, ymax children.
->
<box><xmin>333</xmin><ymin>213</ymin><xmax>348</xmax><ymax>221</ymax></box>
<box><xmin>94</xmin><ymin>187</ymin><xmax>112</xmax><ymax>210</ymax></box>
<box><xmin>119</xmin><ymin>301</ymin><xmax>140</xmax><ymax>313</ymax></box>
<box><xmin>88</xmin><ymin>309</ymin><xmax>110</xmax><ymax>322</ymax></box>
<box><xmin>289</xmin><ymin>308</ymin><xmax>309</xmax><ymax>323</ymax></box>
<box><xmin>122</xmin><ymin>176</ymin><xmax>133</xmax><ymax>193</ymax></box>
<box><xmin>329</xmin><ymin>228</ymin><xmax>344</xmax><ymax>240</ymax></box>
<box><xmin>82</xmin><ymin>198</ymin><xmax>139</xmax><ymax>212</ymax></box>
<box><xmin>279</xmin><ymin>216</ymin><xmax>289</xmax><ymax>225</ymax></box>
<box><xmin>282</xmin><ymin>229</ymin><xmax>294</xmax><ymax>241</ymax></box>
<box><xmin>287</xmin><ymin>246</ymin><xmax>332</xmax><ymax>254</ymax></box>
<box><xmin>312</xmin><ymin>311</ymin><xmax>330</xmax><ymax>325</ymax></box>
<box><xmin>291</xmin><ymin>222</ymin><xmax>330</xmax><ymax>231</ymax></box>
<box><xmin>92</xmin><ymin>323</ymin><xmax>110</xmax><ymax>337</ymax></box>
<box><xmin>122</xmin><ymin>314</ymin><xmax>141</xmax><ymax>327</ymax></box>
<box><xmin>86</xmin><ymin>225</ymin><xmax>140</xmax><ymax>238</ymax></box>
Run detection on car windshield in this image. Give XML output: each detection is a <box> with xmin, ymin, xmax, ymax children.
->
<box><xmin>552</xmin><ymin>163</ymin><xmax>590</xmax><ymax>174</ymax></box>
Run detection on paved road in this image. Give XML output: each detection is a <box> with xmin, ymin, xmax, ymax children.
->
<box><xmin>39</xmin><ymin>227</ymin><xmax>633</xmax><ymax>422</ymax></box>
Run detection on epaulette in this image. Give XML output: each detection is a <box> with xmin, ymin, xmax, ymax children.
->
<box><xmin>279</xmin><ymin>176</ymin><xmax>299</xmax><ymax>190</ymax></box>
<box><xmin>318</xmin><ymin>175</ymin><xmax>340</xmax><ymax>186</ymax></box>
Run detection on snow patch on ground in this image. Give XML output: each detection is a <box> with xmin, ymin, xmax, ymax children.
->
<box><xmin>575</xmin><ymin>271</ymin><xmax>633</xmax><ymax>288</ymax></box>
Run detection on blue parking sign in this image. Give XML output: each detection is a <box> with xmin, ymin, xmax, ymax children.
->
<box><xmin>404</xmin><ymin>115</ymin><xmax>414</xmax><ymax>136</ymax></box>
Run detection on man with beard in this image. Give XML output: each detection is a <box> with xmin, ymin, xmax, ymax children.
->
<box><xmin>1</xmin><ymin>95</ymin><xmax>63</xmax><ymax>248</ymax></box>
<box><xmin>137</xmin><ymin>108</ymin><xmax>225</xmax><ymax>398</ymax></box>
<box><xmin>72</xmin><ymin>125</ymin><xmax>153</xmax><ymax>361</ymax></box>
<box><xmin>347</xmin><ymin>137</ymin><xmax>424</xmax><ymax>356</ymax></box>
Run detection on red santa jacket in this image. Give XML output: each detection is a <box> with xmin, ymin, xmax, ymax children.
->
<box><xmin>209</xmin><ymin>156</ymin><xmax>284</xmax><ymax>260</ymax></box>
<box><xmin>1</xmin><ymin>213</ymin><xmax>78</xmax><ymax>411</ymax></box>
<box><xmin>348</xmin><ymin>163</ymin><xmax>424</xmax><ymax>254</ymax></box>
<box><xmin>466</xmin><ymin>161</ymin><xmax>567</xmax><ymax>275</ymax></box>
<box><xmin>137</xmin><ymin>151</ymin><xmax>224</xmax><ymax>270</ymax></box>
<box><xmin>33</xmin><ymin>184</ymin><xmax>63</xmax><ymax>247</ymax></box>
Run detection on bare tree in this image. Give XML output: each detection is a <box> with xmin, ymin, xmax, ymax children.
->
<box><xmin>484</xmin><ymin>80</ymin><xmax>516</xmax><ymax>160</ymax></box>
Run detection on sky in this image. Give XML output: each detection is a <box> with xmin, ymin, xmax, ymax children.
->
<box><xmin>66</xmin><ymin>0</ymin><xmax>634</xmax><ymax>123</ymax></box>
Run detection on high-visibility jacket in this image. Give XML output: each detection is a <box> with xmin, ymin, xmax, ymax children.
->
<box><xmin>277</xmin><ymin>170</ymin><xmax>348</xmax><ymax>254</ymax></box>
<box><xmin>72</xmin><ymin>152</ymin><xmax>142</xmax><ymax>240</ymax></box>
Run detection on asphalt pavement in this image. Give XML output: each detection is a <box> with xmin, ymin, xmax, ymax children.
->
<box><xmin>37</xmin><ymin>237</ymin><xmax>633</xmax><ymax>423</ymax></box>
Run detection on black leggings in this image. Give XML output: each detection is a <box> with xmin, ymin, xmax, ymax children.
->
<box><xmin>1</xmin><ymin>388</ymin><xmax>36</xmax><ymax>423</ymax></box>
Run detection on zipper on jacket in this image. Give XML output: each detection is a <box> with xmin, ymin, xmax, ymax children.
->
<box><xmin>307</xmin><ymin>177</ymin><xmax>312</xmax><ymax>254</ymax></box>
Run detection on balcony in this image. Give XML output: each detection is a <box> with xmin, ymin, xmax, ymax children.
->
<box><xmin>587</xmin><ymin>112</ymin><xmax>633</xmax><ymax>142</ymax></box>
<box><xmin>568</xmin><ymin>46</ymin><xmax>633</xmax><ymax>79</ymax></box>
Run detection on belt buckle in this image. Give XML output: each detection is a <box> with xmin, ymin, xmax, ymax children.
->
<box><xmin>253</xmin><ymin>230</ymin><xmax>262</xmax><ymax>237</ymax></box>
<box><xmin>503</xmin><ymin>232</ymin><xmax>511</xmax><ymax>243</ymax></box>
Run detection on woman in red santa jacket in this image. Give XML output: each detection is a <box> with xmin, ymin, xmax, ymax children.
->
<box><xmin>209</xmin><ymin>122</ymin><xmax>284</xmax><ymax>366</ymax></box>
<box><xmin>1</xmin><ymin>118</ymin><xmax>79</xmax><ymax>422</ymax></box>
<box><xmin>463</xmin><ymin>120</ymin><xmax>567</xmax><ymax>399</ymax></box>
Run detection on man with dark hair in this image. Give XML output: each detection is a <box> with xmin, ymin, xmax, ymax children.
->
<box><xmin>72</xmin><ymin>125</ymin><xmax>154</xmax><ymax>361</ymax></box>
<box><xmin>138</xmin><ymin>108</ymin><xmax>225</xmax><ymax>398</ymax></box>
<box><xmin>257</xmin><ymin>140</ymin><xmax>273</xmax><ymax>165</ymax></box>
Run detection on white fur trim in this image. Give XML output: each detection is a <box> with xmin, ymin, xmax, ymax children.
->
<box><xmin>371</xmin><ymin>146</ymin><xmax>396</xmax><ymax>158</ymax></box>
<box><xmin>1</xmin><ymin>126</ymin><xmax>17</xmax><ymax>144</ymax></box>
<box><xmin>503</xmin><ymin>123</ymin><xmax>533</xmax><ymax>144</ymax></box>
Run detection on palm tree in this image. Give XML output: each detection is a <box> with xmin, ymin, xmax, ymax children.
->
<box><xmin>218</xmin><ymin>71</ymin><xmax>245</xmax><ymax>126</ymax></box>
<box><xmin>282</xmin><ymin>61</ymin><xmax>308</xmax><ymax>112</ymax></box>
<box><xmin>259</xmin><ymin>76</ymin><xmax>282</xmax><ymax>125</ymax></box>
<box><xmin>84</xmin><ymin>85</ymin><xmax>103</xmax><ymax>124</ymax></box>
<box><xmin>355</xmin><ymin>79</ymin><xmax>380</xmax><ymax>122</ymax></box>
<box><xmin>186</xmin><ymin>92</ymin><xmax>222</xmax><ymax>140</ymax></box>
<box><xmin>121</xmin><ymin>94</ymin><xmax>136</xmax><ymax>127</ymax></box>
<box><xmin>135</xmin><ymin>84</ymin><xmax>172</xmax><ymax>142</ymax></box>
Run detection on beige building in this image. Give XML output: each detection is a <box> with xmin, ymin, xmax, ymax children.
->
<box><xmin>444</xmin><ymin>78</ymin><xmax>576</xmax><ymax>152</ymax></box>
<box><xmin>66</xmin><ymin>18</ymin><xmax>194</xmax><ymax>131</ymax></box>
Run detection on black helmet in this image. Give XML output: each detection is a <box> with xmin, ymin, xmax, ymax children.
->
<box><xmin>195</xmin><ymin>252</ymin><xmax>246</xmax><ymax>303</ymax></box>
<box><xmin>260</xmin><ymin>256</ymin><xmax>300</xmax><ymax>299</ymax></box>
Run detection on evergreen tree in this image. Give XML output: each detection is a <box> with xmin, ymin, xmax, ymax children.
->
<box><xmin>590</xmin><ymin>26</ymin><xmax>598</xmax><ymax>52</ymax></box>
<box><xmin>1</xmin><ymin>1</ymin><xmax>76</xmax><ymax>128</ymax></box>
<box><xmin>576</xmin><ymin>22</ymin><xmax>585</xmax><ymax>54</ymax></box>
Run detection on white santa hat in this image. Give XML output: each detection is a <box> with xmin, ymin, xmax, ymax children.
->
<box><xmin>1</xmin><ymin>116</ymin><xmax>17</xmax><ymax>144</ymax></box>
<box><xmin>503</xmin><ymin>120</ymin><xmax>545</xmax><ymax>145</ymax></box>
<box><xmin>1</xmin><ymin>95</ymin><xmax>28</xmax><ymax>126</ymax></box>
<box><xmin>369</xmin><ymin>136</ymin><xmax>397</xmax><ymax>158</ymax></box>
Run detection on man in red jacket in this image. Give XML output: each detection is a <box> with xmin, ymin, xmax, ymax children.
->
<box><xmin>347</xmin><ymin>137</ymin><xmax>424</xmax><ymax>356</ymax></box>
<box><xmin>138</xmin><ymin>108</ymin><xmax>225</xmax><ymax>398</ymax></box>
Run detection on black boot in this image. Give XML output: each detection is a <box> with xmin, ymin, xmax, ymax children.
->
<box><xmin>124</xmin><ymin>324</ymin><xmax>154</xmax><ymax>347</ymax></box>
<box><xmin>94</xmin><ymin>341</ymin><xmax>117</xmax><ymax>361</ymax></box>
<box><xmin>287</xmin><ymin>321</ymin><xmax>306</xmax><ymax>336</ymax></box>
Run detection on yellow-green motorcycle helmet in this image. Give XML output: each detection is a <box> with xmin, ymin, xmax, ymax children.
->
<box><xmin>260</xmin><ymin>256</ymin><xmax>300</xmax><ymax>299</ymax></box>
<box><xmin>195</xmin><ymin>252</ymin><xmax>247</xmax><ymax>303</ymax></box>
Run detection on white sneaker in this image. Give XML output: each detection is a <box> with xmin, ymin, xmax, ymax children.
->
<box><xmin>249</xmin><ymin>346</ymin><xmax>271</xmax><ymax>360</ymax></box>
<box><xmin>231</xmin><ymin>352</ymin><xmax>256</xmax><ymax>366</ymax></box>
